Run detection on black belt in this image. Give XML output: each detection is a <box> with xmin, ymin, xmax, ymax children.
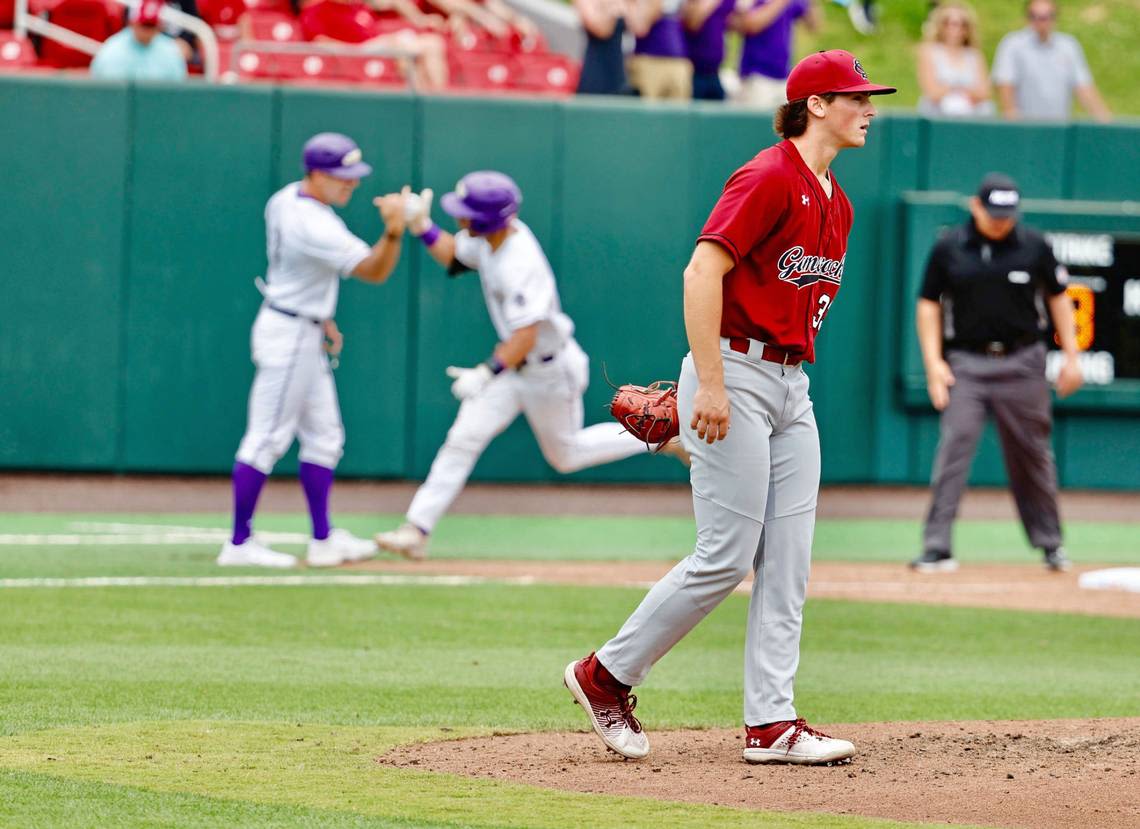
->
<box><xmin>267</xmin><ymin>304</ymin><xmax>322</xmax><ymax>326</ymax></box>
<box><xmin>952</xmin><ymin>335</ymin><xmax>1039</xmax><ymax>358</ymax></box>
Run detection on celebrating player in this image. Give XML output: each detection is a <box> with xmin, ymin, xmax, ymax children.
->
<box><xmin>564</xmin><ymin>51</ymin><xmax>895</xmax><ymax>764</ymax></box>
<box><xmin>218</xmin><ymin>132</ymin><xmax>406</xmax><ymax>569</ymax></box>
<box><xmin>374</xmin><ymin>171</ymin><xmax>689</xmax><ymax>560</ymax></box>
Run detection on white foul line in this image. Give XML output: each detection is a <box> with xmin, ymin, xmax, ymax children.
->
<box><xmin>0</xmin><ymin>574</ymin><xmax>538</xmax><ymax>589</ymax></box>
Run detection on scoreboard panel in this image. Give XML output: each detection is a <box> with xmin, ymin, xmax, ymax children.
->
<box><xmin>899</xmin><ymin>194</ymin><xmax>1140</xmax><ymax>412</ymax></box>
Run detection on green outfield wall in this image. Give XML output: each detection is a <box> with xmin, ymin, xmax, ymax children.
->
<box><xmin>2</xmin><ymin>77</ymin><xmax>1138</xmax><ymax>488</ymax></box>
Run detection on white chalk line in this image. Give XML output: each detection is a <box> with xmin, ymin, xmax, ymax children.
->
<box><xmin>0</xmin><ymin>574</ymin><xmax>538</xmax><ymax>589</ymax></box>
<box><xmin>0</xmin><ymin>522</ymin><xmax>309</xmax><ymax>546</ymax></box>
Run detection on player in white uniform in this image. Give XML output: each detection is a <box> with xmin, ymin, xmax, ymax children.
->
<box><xmin>375</xmin><ymin>171</ymin><xmax>688</xmax><ymax>559</ymax></box>
<box><xmin>218</xmin><ymin>132</ymin><xmax>405</xmax><ymax>569</ymax></box>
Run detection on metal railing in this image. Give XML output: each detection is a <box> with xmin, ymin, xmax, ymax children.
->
<box><xmin>14</xmin><ymin>0</ymin><xmax>221</xmax><ymax>80</ymax></box>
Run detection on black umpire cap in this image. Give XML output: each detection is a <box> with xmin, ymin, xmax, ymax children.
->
<box><xmin>977</xmin><ymin>173</ymin><xmax>1021</xmax><ymax>219</ymax></box>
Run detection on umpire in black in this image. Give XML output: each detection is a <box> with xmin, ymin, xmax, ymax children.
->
<box><xmin>911</xmin><ymin>173</ymin><xmax>1083</xmax><ymax>573</ymax></box>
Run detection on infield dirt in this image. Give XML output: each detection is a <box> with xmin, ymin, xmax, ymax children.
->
<box><xmin>381</xmin><ymin>717</ymin><xmax>1140</xmax><ymax>829</ymax></box>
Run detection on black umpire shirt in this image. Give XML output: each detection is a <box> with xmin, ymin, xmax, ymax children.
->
<box><xmin>919</xmin><ymin>220</ymin><xmax>1068</xmax><ymax>352</ymax></box>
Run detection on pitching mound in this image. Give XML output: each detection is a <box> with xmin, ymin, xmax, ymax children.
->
<box><xmin>380</xmin><ymin>718</ymin><xmax>1140</xmax><ymax>829</ymax></box>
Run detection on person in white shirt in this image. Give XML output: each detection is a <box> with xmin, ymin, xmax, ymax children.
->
<box><xmin>375</xmin><ymin>171</ymin><xmax>689</xmax><ymax>560</ymax></box>
<box><xmin>219</xmin><ymin>132</ymin><xmax>405</xmax><ymax>569</ymax></box>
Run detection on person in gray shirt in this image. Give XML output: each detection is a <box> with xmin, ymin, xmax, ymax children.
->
<box><xmin>991</xmin><ymin>0</ymin><xmax>1110</xmax><ymax>121</ymax></box>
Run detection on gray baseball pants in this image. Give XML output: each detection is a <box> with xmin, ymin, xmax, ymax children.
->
<box><xmin>598</xmin><ymin>339</ymin><xmax>819</xmax><ymax>726</ymax></box>
<box><xmin>923</xmin><ymin>342</ymin><xmax>1062</xmax><ymax>553</ymax></box>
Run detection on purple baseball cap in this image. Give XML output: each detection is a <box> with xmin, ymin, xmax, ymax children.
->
<box><xmin>302</xmin><ymin>132</ymin><xmax>372</xmax><ymax>180</ymax></box>
<box><xmin>440</xmin><ymin>171</ymin><xmax>522</xmax><ymax>234</ymax></box>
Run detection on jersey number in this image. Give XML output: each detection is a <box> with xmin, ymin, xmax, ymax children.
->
<box><xmin>811</xmin><ymin>294</ymin><xmax>832</xmax><ymax>330</ymax></box>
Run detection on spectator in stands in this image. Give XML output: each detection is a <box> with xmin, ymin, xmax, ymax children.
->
<box><xmin>682</xmin><ymin>0</ymin><xmax>734</xmax><ymax>100</ymax></box>
<box><xmin>626</xmin><ymin>0</ymin><xmax>691</xmax><ymax>100</ymax></box>
<box><xmin>992</xmin><ymin>0</ymin><xmax>1110</xmax><ymax>121</ymax></box>
<box><xmin>90</xmin><ymin>0</ymin><xmax>188</xmax><ymax>80</ymax></box>
<box><xmin>299</xmin><ymin>0</ymin><xmax>449</xmax><ymax>89</ymax></box>
<box><xmin>730</xmin><ymin>0</ymin><xmax>818</xmax><ymax>109</ymax></box>
<box><xmin>575</xmin><ymin>0</ymin><xmax>629</xmax><ymax>95</ymax></box>
<box><xmin>916</xmin><ymin>1</ymin><xmax>993</xmax><ymax>117</ymax></box>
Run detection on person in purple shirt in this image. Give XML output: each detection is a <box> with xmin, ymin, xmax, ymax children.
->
<box><xmin>682</xmin><ymin>0</ymin><xmax>735</xmax><ymax>100</ymax></box>
<box><xmin>627</xmin><ymin>0</ymin><xmax>692</xmax><ymax>99</ymax></box>
<box><xmin>730</xmin><ymin>0</ymin><xmax>819</xmax><ymax>108</ymax></box>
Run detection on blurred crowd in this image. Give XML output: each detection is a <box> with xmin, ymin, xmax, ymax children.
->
<box><xmin>0</xmin><ymin>0</ymin><xmax>1114</xmax><ymax>118</ymax></box>
<box><xmin>574</xmin><ymin>0</ymin><xmax>1112</xmax><ymax>120</ymax></box>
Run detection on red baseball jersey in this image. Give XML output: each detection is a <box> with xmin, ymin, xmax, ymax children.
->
<box><xmin>698</xmin><ymin>139</ymin><xmax>854</xmax><ymax>363</ymax></box>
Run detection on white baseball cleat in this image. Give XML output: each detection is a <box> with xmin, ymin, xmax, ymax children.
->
<box><xmin>375</xmin><ymin>522</ymin><xmax>429</xmax><ymax>561</ymax></box>
<box><xmin>742</xmin><ymin>719</ymin><xmax>855</xmax><ymax>765</ymax></box>
<box><xmin>563</xmin><ymin>654</ymin><xmax>650</xmax><ymax>760</ymax></box>
<box><xmin>306</xmin><ymin>528</ymin><xmax>378</xmax><ymax>568</ymax></box>
<box><xmin>216</xmin><ymin>539</ymin><xmax>298</xmax><ymax>569</ymax></box>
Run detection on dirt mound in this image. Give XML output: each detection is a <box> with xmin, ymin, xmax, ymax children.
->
<box><xmin>380</xmin><ymin>718</ymin><xmax>1140</xmax><ymax>829</ymax></box>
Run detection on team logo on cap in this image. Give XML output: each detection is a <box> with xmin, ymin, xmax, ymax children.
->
<box><xmin>853</xmin><ymin>58</ymin><xmax>868</xmax><ymax>80</ymax></box>
<box><xmin>342</xmin><ymin>148</ymin><xmax>362</xmax><ymax>165</ymax></box>
<box><xmin>776</xmin><ymin>246</ymin><xmax>845</xmax><ymax>289</ymax></box>
<box><xmin>988</xmin><ymin>189</ymin><xmax>1019</xmax><ymax>207</ymax></box>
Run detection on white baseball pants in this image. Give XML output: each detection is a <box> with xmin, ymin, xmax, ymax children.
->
<box><xmin>235</xmin><ymin>307</ymin><xmax>344</xmax><ymax>474</ymax></box>
<box><xmin>406</xmin><ymin>340</ymin><xmax>649</xmax><ymax>533</ymax></box>
<box><xmin>598</xmin><ymin>341</ymin><xmax>820</xmax><ymax>726</ymax></box>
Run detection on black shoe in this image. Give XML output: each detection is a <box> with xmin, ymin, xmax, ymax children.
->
<box><xmin>1043</xmin><ymin>547</ymin><xmax>1072</xmax><ymax>572</ymax></box>
<box><xmin>909</xmin><ymin>550</ymin><xmax>958</xmax><ymax>573</ymax></box>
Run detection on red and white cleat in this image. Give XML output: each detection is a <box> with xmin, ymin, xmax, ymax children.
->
<box><xmin>563</xmin><ymin>653</ymin><xmax>649</xmax><ymax>760</ymax></box>
<box><xmin>742</xmin><ymin>718</ymin><xmax>855</xmax><ymax>765</ymax></box>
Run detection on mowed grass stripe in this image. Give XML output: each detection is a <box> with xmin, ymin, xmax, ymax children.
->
<box><xmin>0</xmin><ymin>513</ymin><xmax>1136</xmax><ymax>581</ymax></box>
<box><xmin>0</xmin><ymin>723</ymin><xmax>978</xmax><ymax>829</ymax></box>
<box><xmin>2</xmin><ymin>584</ymin><xmax>1137</xmax><ymax>737</ymax></box>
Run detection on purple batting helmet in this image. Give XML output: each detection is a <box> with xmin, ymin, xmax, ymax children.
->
<box><xmin>440</xmin><ymin>171</ymin><xmax>522</xmax><ymax>234</ymax></box>
<box><xmin>302</xmin><ymin>132</ymin><xmax>372</xmax><ymax>180</ymax></box>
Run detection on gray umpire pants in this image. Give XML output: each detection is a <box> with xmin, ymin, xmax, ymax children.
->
<box><xmin>923</xmin><ymin>342</ymin><xmax>1062</xmax><ymax>554</ymax></box>
<box><xmin>598</xmin><ymin>340</ymin><xmax>819</xmax><ymax>726</ymax></box>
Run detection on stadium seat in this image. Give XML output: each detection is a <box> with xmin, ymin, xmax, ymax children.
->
<box><xmin>333</xmin><ymin>52</ymin><xmax>405</xmax><ymax>86</ymax></box>
<box><xmin>0</xmin><ymin>0</ymin><xmax>13</xmax><ymax>28</ymax></box>
<box><xmin>243</xmin><ymin>8</ymin><xmax>301</xmax><ymax>42</ymax></box>
<box><xmin>234</xmin><ymin>47</ymin><xmax>324</xmax><ymax>79</ymax></box>
<box><xmin>512</xmin><ymin>53</ymin><xmax>577</xmax><ymax>94</ymax></box>
<box><xmin>40</xmin><ymin>0</ymin><xmax>120</xmax><ymax>68</ymax></box>
<box><xmin>448</xmin><ymin>49</ymin><xmax>513</xmax><ymax>91</ymax></box>
<box><xmin>0</xmin><ymin>32</ymin><xmax>38</xmax><ymax>70</ymax></box>
<box><xmin>197</xmin><ymin>0</ymin><xmax>245</xmax><ymax>29</ymax></box>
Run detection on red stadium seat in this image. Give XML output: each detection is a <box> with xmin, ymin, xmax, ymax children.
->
<box><xmin>448</xmin><ymin>49</ymin><xmax>512</xmax><ymax>91</ymax></box>
<box><xmin>243</xmin><ymin>9</ymin><xmax>301</xmax><ymax>42</ymax></box>
<box><xmin>512</xmin><ymin>53</ymin><xmax>577</xmax><ymax>94</ymax></box>
<box><xmin>40</xmin><ymin>0</ymin><xmax>120</xmax><ymax>68</ymax></box>
<box><xmin>334</xmin><ymin>52</ymin><xmax>405</xmax><ymax>86</ymax></box>
<box><xmin>234</xmin><ymin>46</ymin><xmax>324</xmax><ymax>78</ymax></box>
<box><xmin>0</xmin><ymin>32</ymin><xmax>38</xmax><ymax>70</ymax></box>
<box><xmin>197</xmin><ymin>0</ymin><xmax>245</xmax><ymax>28</ymax></box>
<box><xmin>0</xmin><ymin>0</ymin><xmax>13</xmax><ymax>28</ymax></box>
<box><xmin>242</xmin><ymin>0</ymin><xmax>289</xmax><ymax>10</ymax></box>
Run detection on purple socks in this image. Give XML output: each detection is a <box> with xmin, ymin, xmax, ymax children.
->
<box><xmin>299</xmin><ymin>462</ymin><xmax>334</xmax><ymax>541</ymax></box>
<box><xmin>231</xmin><ymin>462</ymin><xmax>267</xmax><ymax>545</ymax></box>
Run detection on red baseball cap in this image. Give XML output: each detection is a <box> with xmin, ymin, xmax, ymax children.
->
<box><xmin>131</xmin><ymin>0</ymin><xmax>164</xmax><ymax>25</ymax></box>
<box><xmin>785</xmin><ymin>50</ymin><xmax>896</xmax><ymax>102</ymax></box>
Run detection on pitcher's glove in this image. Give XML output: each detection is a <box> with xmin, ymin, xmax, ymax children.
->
<box><xmin>610</xmin><ymin>380</ymin><xmax>680</xmax><ymax>450</ymax></box>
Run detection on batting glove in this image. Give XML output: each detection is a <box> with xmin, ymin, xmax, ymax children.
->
<box><xmin>446</xmin><ymin>363</ymin><xmax>493</xmax><ymax>401</ymax></box>
<box><xmin>403</xmin><ymin>187</ymin><xmax>434</xmax><ymax>235</ymax></box>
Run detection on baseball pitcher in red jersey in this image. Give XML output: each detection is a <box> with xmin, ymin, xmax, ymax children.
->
<box><xmin>564</xmin><ymin>50</ymin><xmax>896</xmax><ymax>764</ymax></box>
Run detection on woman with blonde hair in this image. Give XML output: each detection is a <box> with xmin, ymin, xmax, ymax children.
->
<box><xmin>917</xmin><ymin>0</ymin><xmax>993</xmax><ymax>117</ymax></box>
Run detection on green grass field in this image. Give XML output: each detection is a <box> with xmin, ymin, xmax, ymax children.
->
<box><xmin>1</xmin><ymin>512</ymin><xmax>1138</xmax><ymax>828</ymax></box>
